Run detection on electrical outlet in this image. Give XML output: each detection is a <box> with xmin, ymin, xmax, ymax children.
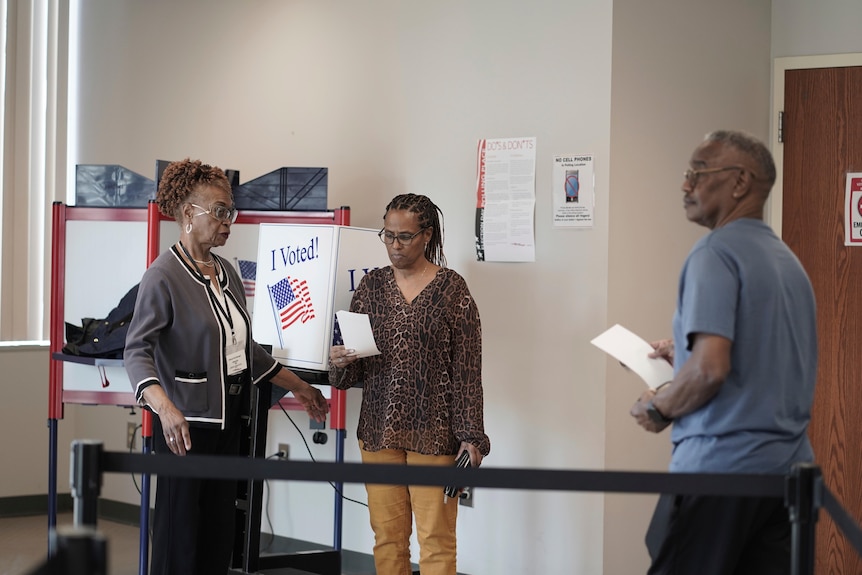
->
<box><xmin>126</xmin><ymin>422</ymin><xmax>137</xmax><ymax>450</ymax></box>
<box><xmin>459</xmin><ymin>487</ymin><xmax>474</xmax><ymax>508</ymax></box>
<box><xmin>277</xmin><ymin>443</ymin><xmax>290</xmax><ymax>460</ymax></box>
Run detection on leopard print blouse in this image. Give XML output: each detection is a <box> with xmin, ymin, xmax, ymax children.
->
<box><xmin>330</xmin><ymin>266</ymin><xmax>490</xmax><ymax>456</ymax></box>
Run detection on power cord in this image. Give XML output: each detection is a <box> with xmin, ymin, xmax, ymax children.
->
<box><xmin>127</xmin><ymin>423</ymin><xmax>153</xmax><ymax>540</ymax></box>
<box><xmin>129</xmin><ymin>423</ymin><xmax>143</xmax><ymax>495</ymax></box>
<box><xmin>260</xmin><ymin>454</ymin><xmax>281</xmax><ymax>551</ymax></box>
<box><xmin>277</xmin><ymin>401</ymin><xmax>368</xmax><ymax>508</ymax></box>
<box><xmin>124</xmin><ymin>406</ymin><xmax>368</xmax><ymax>550</ymax></box>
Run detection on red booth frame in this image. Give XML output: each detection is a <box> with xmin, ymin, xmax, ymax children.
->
<box><xmin>48</xmin><ymin>201</ymin><xmax>350</xmax><ymax>574</ymax></box>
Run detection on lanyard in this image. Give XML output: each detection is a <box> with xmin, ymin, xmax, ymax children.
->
<box><xmin>178</xmin><ymin>241</ymin><xmax>237</xmax><ymax>345</ymax></box>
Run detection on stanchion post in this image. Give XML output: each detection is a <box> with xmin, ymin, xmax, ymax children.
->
<box><xmin>70</xmin><ymin>440</ymin><xmax>104</xmax><ymax>528</ymax></box>
<box><xmin>49</xmin><ymin>525</ymin><xmax>108</xmax><ymax>575</ymax></box>
<box><xmin>786</xmin><ymin>462</ymin><xmax>821</xmax><ymax>575</ymax></box>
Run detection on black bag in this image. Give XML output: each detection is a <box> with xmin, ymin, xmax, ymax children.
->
<box><xmin>63</xmin><ymin>284</ymin><xmax>139</xmax><ymax>359</ymax></box>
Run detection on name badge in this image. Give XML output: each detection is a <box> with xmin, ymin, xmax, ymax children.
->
<box><xmin>226</xmin><ymin>342</ymin><xmax>247</xmax><ymax>376</ymax></box>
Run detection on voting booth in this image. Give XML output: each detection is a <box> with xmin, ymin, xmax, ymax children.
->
<box><xmin>48</xmin><ymin>202</ymin><xmax>371</xmax><ymax>575</ymax></box>
<box><xmin>252</xmin><ymin>224</ymin><xmax>391</xmax><ymax>373</ymax></box>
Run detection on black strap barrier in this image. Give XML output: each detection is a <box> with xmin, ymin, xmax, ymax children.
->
<box><xmin>100</xmin><ymin>451</ymin><xmax>785</xmax><ymax>497</ymax></box>
<box><xmin>822</xmin><ymin>486</ymin><xmax>862</xmax><ymax>560</ymax></box>
<box><xmin>56</xmin><ymin>441</ymin><xmax>862</xmax><ymax>575</ymax></box>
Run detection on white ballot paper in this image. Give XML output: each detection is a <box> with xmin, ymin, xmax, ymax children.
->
<box><xmin>335</xmin><ymin>310</ymin><xmax>381</xmax><ymax>358</ymax></box>
<box><xmin>590</xmin><ymin>324</ymin><xmax>674</xmax><ymax>389</ymax></box>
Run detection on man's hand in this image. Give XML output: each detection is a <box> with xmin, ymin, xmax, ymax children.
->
<box><xmin>649</xmin><ymin>339</ymin><xmax>675</xmax><ymax>366</ymax></box>
<box><xmin>630</xmin><ymin>389</ymin><xmax>672</xmax><ymax>433</ymax></box>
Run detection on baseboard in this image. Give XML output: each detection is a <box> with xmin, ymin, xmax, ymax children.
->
<box><xmin>0</xmin><ymin>494</ymin><xmax>73</xmax><ymax>517</ymax></box>
<box><xmin>0</xmin><ymin>495</ymin><xmax>144</xmax><ymax>526</ymax></box>
<box><xmin>97</xmin><ymin>497</ymin><xmax>151</xmax><ymax>526</ymax></box>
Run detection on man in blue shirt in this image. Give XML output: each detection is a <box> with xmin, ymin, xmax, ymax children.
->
<box><xmin>631</xmin><ymin>130</ymin><xmax>818</xmax><ymax>575</ymax></box>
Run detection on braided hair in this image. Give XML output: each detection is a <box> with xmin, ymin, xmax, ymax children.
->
<box><xmin>156</xmin><ymin>159</ymin><xmax>233</xmax><ymax>222</ymax></box>
<box><xmin>384</xmin><ymin>193</ymin><xmax>446</xmax><ymax>267</ymax></box>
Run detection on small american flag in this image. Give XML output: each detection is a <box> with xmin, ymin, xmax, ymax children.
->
<box><xmin>332</xmin><ymin>315</ymin><xmax>343</xmax><ymax>346</ymax></box>
<box><xmin>237</xmin><ymin>259</ymin><xmax>257</xmax><ymax>298</ymax></box>
<box><xmin>269</xmin><ymin>276</ymin><xmax>316</xmax><ymax>331</ymax></box>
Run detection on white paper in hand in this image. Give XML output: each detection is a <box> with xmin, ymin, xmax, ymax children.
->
<box><xmin>335</xmin><ymin>310</ymin><xmax>381</xmax><ymax>358</ymax></box>
<box><xmin>590</xmin><ymin>324</ymin><xmax>674</xmax><ymax>389</ymax></box>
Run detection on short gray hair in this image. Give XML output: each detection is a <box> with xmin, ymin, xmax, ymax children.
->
<box><xmin>704</xmin><ymin>130</ymin><xmax>776</xmax><ymax>188</ymax></box>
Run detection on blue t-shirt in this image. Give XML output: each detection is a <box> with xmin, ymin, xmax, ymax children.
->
<box><xmin>669</xmin><ymin>219</ymin><xmax>817</xmax><ymax>474</ymax></box>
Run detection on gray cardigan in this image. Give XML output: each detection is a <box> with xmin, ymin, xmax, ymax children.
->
<box><xmin>124</xmin><ymin>245</ymin><xmax>280</xmax><ymax>429</ymax></box>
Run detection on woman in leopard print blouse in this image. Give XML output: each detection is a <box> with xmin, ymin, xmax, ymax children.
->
<box><xmin>329</xmin><ymin>193</ymin><xmax>490</xmax><ymax>575</ymax></box>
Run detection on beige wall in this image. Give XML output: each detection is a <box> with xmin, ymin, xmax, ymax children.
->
<box><xmin>0</xmin><ymin>346</ymin><xmax>70</xmax><ymax>496</ymax></box>
<box><xmin>605</xmin><ymin>1</ymin><xmax>772</xmax><ymax>572</ymax></box>
<box><xmin>5</xmin><ymin>1</ymin><xmax>860</xmax><ymax>574</ymax></box>
<box><xmin>0</xmin><ymin>345</ymin><xmax>140</xmax><ymax>503</ymax></box>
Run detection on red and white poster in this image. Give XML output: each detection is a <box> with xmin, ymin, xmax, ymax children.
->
<box><xmin>475</xmin><ymin>137</ymin><xmax>536</xmax><ymax>262</ymax></box>
<box><xmin>843</xmin><ymin>173</ymin><xmax>862</xmax><ymax>246</ymax></box>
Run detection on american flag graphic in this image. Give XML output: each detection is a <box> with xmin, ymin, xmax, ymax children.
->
<box><xmin>332</xmin><ymin>315</ymin><xmax>344</xmax><ymax>346</ymax></box>
<box><xmin>237</xmin><ymin>259</ymin><xmax>257</xmax><ymax>297</ymax></box>
<box><xmin>269</xmin><ymin>276</ymin><xmax>316</xmax><ymax>331</ymax></box>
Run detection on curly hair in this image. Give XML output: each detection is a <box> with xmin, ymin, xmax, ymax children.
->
<box><xmin>156</xmin><ymin>159</ymin><xmax>233</xmax><ymax>221</ymax></box>
<box><xmin>384</xmin><ymin>193</ymin><xmax>446</xmax><ymax>267</ymax></box>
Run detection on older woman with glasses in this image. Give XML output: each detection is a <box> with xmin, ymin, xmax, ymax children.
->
<box><xmin>124</xmin><ymin>158</ymin><xmax>328</xmax><ymax>575</ymax></box>
<box><xmin>329</xmin><ymin>193</ymin><xmax>490</xmax><ymax>575</ymax></box>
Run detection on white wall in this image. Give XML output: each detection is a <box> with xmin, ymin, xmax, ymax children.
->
<box><xmin>70</xmin><ymin>1</ymin><xmax>612</xmax><ymax>574</ymax></box>
<box><xmin>772</xmin><ymin>0</ymin><xmax>862</xmax><ymax>58</ymax></box>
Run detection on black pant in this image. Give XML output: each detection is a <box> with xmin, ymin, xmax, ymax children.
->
<box><xmin>646</xmin><ymin>494</ymin><xmax>791</xmax><ymax>575</ymax></box>
<box><xmin>150</xmin><ymin>416</ymin><xmax>243</xmax><ymax>575</ymax></box>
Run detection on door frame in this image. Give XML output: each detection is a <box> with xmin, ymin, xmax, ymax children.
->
<box><xmin>770</xmin><ymin>53</ymin><xmax>862</xmax><ymax>237</ymax></box>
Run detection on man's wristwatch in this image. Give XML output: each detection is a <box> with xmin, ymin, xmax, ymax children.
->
<box><xmin>646</xmin><ymin>399</ymin><xmax>673</xmax><ymax>425</ymax></box>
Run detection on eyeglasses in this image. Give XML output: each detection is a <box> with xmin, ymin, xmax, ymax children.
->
<box><xmin>191</xmin><ymin>203</ymin><xmax>238</xmax><ymax>224</ymax></box>
<box><xmin>378</xmin><ymin>227</ymin><xmax>426</xmax><ymax>246</ymax></box>
<box><xmin>683</xmin><ymin>166</ymin><xmax>747</xmax><ymax>187</ymax></box>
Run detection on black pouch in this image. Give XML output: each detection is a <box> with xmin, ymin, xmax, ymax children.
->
<box><xmin>63</xmin><ymin>284</ymin><xmax>139</xmax><ymax>359</ymax></box>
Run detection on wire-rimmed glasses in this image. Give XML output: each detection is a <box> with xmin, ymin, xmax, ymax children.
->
<box><xmin>191</xmin><ymin>203</ymin><xmax>238</xmax><ymax>224</ymax></box>
<box><xmin>683</xmin><ymin>166</ymin><xmax>746</xmax><ymax>187</ymax></box>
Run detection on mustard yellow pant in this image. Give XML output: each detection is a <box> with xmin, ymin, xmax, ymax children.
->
<box><xmin>360</xmin><ymin>442</ymin><xmax>459</xmax><ymax>575</ymax></box>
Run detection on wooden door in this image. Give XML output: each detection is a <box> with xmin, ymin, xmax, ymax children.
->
<box><xmin>782</xmin><ymin>65</ymin><xmax>862</xmax><ymax>574</ymax></box>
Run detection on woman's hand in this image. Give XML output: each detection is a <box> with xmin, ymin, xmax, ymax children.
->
<box><xmin>459</xmin><ymin>441</ymin><xmax>483</xmax><ymax>468</ymax></box>
<box><xmin>141</xmin><ymin>385</ymin><xmax>191</xmax><ymax>455</ymax></box>
<box><xmin>329</xmin><ymin>345</ymin><xmax>358</xmax><ymax>368</ymax></box>
<box><xmin>271</xmin><ymin>367</ymin><xmax>330</xmax><ymax>423</ymax></box>
<box><xmin>159</xmin><ymin>403</ymin><xmax>192</xmax><ymax>455</ymax></box>
<box><xmin>292</xmin><ymin>382</ymin><xmax>329</xmax><ymax>423</ymax></box>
